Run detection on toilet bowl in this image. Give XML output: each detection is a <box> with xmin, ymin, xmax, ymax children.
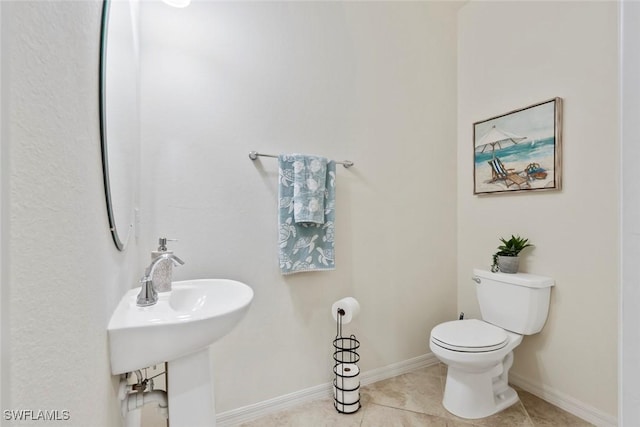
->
<box><xmin>429</xmin><ymin>269</ymin><xmax>554</xmax><ymax>420</ymax></box>
<box><xmin>430</xmin><ymin>319</ymin><xmax>523</xmax><ymax>419</ymax></box>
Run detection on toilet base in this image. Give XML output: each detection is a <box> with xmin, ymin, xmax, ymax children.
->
<box><xmin>442</xmin><ymin>352</ymin><xmax>519</xmax><ymax>419</ymax></box>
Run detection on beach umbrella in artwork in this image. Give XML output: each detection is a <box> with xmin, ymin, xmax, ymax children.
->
<box><xmin>475</xmin><ymin>125</ymin><xmax>527</xmax><ymax>159</ymax></box>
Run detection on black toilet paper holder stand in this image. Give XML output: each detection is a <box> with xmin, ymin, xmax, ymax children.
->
<box><xmin>333</xmin><ymin>308</ymin><xmax>361</xmax><ymax>414</ymax></box>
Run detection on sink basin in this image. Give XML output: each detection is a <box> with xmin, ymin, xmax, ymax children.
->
<box><xmin>108</xmin><ymin>279</ymin><xmax>253</xmax><ymax>375</ymax></box>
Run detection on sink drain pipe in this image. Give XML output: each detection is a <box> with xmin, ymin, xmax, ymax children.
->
<box><xmin>124</xmin><ymin>390</ymin><xmax>168</xmax><ymax>418</ymax></box>
<box><xmin>119</xmin><ymin>375</ymin><xmax>169</xmax><ymax>427</ymax></box>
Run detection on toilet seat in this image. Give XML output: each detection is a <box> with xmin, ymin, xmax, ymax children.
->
<box><xmin>431</xmin><ymin>319</ymin><xmax>508</xmax><ymax>353</ymax></box>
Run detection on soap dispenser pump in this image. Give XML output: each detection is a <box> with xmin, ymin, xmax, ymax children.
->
<box><xmin>151</xmin><ymin>237</ymin><xmax>177</xmax><ymax>292</ymax></box>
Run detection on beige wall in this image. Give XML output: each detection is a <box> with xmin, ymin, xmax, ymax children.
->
<box><xmin>139</xmin><ymin>1</ymin><xmax>459</xmax><ymax>413</ymax></box>
<box><xmin>621</xmin><ymin>2</ymin><xmax>640</xmax><ymax>424</ymax></box>
<box><xmin>458</xmin><ymin>1</ymin><xmax>618</xmax><ymax>418</ymax></box>
<box><xmin>5</xmin><ymin>2</ymin><xmax>138</xmax><ymax>425</ymax></box>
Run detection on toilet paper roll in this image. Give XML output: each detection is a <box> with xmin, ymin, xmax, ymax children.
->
<box><xmin>333</xmin><ymin>386</ymin><xmax>359</xmax><ymax>405</ymax></box>
<box><xmin>334</xmin><ymin>400</ymin><xmax>360</xmax><ymax>414</ymax></box>
<box><xmin>332</xmin><ymin>297</ymin><xmax>360</xmax><ymax>324</ymax></box>
<box><xmin>334</xmin><ymin>363</ymin><xmax>360</xmax><ymax>390</ymax></box>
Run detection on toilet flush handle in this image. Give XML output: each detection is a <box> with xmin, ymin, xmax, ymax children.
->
<box><xmin>472</xmin><ymin>276</ymin><xmax>481</xmax><ymax>284</ymax></box>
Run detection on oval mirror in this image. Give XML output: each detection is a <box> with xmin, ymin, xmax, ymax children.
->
<box><xmin>99</xmin><ymin>0</ymin><xmax>139</xmax><ymax>251</ymax></box>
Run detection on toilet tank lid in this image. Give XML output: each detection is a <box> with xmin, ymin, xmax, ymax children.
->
<box><xmin>474</xmin><ymin>268</ymin><xmax>555</xmax><ymax>288</ymax></box>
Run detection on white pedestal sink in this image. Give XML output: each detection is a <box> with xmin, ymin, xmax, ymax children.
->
<box><xmin>168</xmin><ymin>347</ymin><xmax>216</xmax><ymax>426</ymax></box>
<box><xmin>108</xmin><ymin>279</ymin><xmax>253</xmax><ymax>426</ymax></box>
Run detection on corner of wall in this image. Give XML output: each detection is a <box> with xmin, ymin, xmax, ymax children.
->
<box><xmin>0</xmin><ymin>2</ymin><xmax>10</xmax><ymax>420</ymax></box>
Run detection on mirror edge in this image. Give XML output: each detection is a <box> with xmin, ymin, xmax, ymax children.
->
<box><xmin>99</xmin><ymin>0</ymin><xmax>126</xmax><ymax>251</ymax></box>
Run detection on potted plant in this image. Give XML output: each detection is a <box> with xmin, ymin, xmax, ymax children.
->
<box><xmin>491</xmin><ymin>235</ymin><xmax>533</xmax><ymax>274</ymax></box>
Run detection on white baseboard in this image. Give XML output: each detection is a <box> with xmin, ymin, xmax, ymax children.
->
<box><xmin>215</xmin><ymin>353</ymin><xmax>438</xmax><ymax>427</ymax></box>
<box><xmin>359</xmin><ymin>352</ymin><xmax>439</xmax><ymax>386</ymax></box>
<box><xmin>509</xmin><ymin>372</ymin><xmax>617</xmax><ymax>427</ymax></box>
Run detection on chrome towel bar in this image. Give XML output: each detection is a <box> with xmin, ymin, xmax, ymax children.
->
<box><xmin>248</xmin><ymin>151</ymin><xmax>354</xmax><ymax>168</ymax></box>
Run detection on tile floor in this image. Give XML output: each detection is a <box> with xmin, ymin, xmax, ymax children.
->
<box><xmin>239</xmin><ymin>364</ymin><xmax>593</xmax><ymax>426</ymax></box>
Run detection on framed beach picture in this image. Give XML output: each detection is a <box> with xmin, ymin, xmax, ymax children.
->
<box><xmin>473</xmin><ymin>98</ymin><xmax>562</xmax><ymax>195</ymax></box>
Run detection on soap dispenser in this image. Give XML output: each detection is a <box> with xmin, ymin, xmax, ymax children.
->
<box><xmin>151</xmin><ymin>237</ymin><xmax>176</xmax><ymax>292</ymax></box>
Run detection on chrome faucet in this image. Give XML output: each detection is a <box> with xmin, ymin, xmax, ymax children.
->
<box><xmin>136</xmin><ymin>253</ymin><xmax>185</xmax><ymax>307</ymax></box>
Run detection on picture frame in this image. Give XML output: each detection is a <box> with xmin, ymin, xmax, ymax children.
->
<box><xmin>473</xmin><ymin>97</ymin><xmax>562</xmax><ymax>195</ymax></box>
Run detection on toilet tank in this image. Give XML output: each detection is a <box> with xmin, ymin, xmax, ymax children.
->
<box><xmin>474</xmin><ymin>268</ymin><xmax>555</xmax><ymax>335</ymax></box>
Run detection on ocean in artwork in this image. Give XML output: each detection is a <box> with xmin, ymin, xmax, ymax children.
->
<box><xmin>475</xmin><ymin>137</ymin><xmax>555</xmax><ymax>166</ymax></box>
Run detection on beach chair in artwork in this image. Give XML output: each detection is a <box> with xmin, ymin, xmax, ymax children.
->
<box><xmin>488</xmin><ymin>158</ymin><xmax>529</xmax><ymax>189</ymax></box>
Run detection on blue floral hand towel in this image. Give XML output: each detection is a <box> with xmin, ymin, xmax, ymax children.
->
<box><xmin>278</xmin><ymin>154</ymin><xmax>336</xmax><ymax>275</ymax></box>
<box><xmin>292</xmin><ymin>155</ymin><xmax>327</xmax><ymax>224</ymax></box>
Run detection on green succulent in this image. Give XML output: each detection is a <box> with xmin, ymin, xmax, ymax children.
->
<box><xmin>491</xmin><ymin>235</ymin><xmax>533</xmax><ymax>272</ymax></box>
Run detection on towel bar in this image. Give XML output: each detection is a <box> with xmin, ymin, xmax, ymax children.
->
<box><xmin>248</xmin><ymin>151</ymin><xmax>354</xmax><ymax>168</ymax></box>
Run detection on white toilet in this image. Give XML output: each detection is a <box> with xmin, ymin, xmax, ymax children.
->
<box><xmin>429</xmin><ymin>268</ymin><xmax>554</xmax><ymax>419</ymax></box>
